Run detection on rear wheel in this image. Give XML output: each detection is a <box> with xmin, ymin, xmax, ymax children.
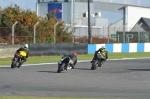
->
<box><xmin>17</xmin><ymin>62</ymin><xmax>23</xmax><ymax>68</ymax></box>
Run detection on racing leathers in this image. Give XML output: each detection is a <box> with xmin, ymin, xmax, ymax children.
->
<box><xmin>69</xmin><ymin>54</ymin><xmax>77</xmax><ymax>69</ymax></box>
<box><xmin>16</xmin><ymin>47</ymin><xmax>29</xmax><ymax>62</ymax></box>
<box><xmin>91</xmin><ymin>47</ymin><xmax>108</xmax><ymax>63</ymax></box>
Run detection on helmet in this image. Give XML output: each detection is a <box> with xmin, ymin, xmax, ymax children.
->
<box><xmin>72</xmin><ymin>52</ymin><xmax>77</xmax><ymax>56</ymax></box>
<box><xmin>23</xmin><ymin>44</ymin><xmax>28</xmax><ymax>49</ymax></box>
<box><xmin>101</xmin><ymin>46</ymin><xmax>106</xmax><ymax>49</ymax></box>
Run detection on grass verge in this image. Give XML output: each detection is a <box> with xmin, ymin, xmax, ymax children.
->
<box><xmin>0</xmin><ymin>52</ymin><xmax>150</xmax><ymax>66</ymax></box>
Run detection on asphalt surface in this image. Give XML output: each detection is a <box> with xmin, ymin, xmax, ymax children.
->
<box><xmin>0</xmin><ymin>58</ymin><xmax>150</xmax><ymax>99</ymax></box>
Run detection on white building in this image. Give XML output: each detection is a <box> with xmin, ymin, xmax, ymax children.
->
<box><xmin>36</xmin><ymin>0</ymin><xmax>108</xmax><ymax>37</ymax></box>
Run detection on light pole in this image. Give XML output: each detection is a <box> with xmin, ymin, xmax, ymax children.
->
<box><xmin>71</xmin><ymin>0</ymin><xmax>75</xmax><ymax>43</ymax></box>
<box><xmin>88</xmin><ymin>0</ymin><xmax>91</xmax><ymax>44</ymax></box>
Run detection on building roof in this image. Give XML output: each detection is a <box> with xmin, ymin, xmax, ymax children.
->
<box><xmin>141</xmin><ymin>17</ymin><xmax>150</xmax><ymax>27</ymax></box>
<box><xmin>109</xmin><ymin>18</ymin><xmax>123</xmax><ymax>27</ymax></box>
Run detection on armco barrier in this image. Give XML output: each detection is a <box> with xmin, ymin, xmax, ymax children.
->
<box><xmin>0</xmin><ymin>45</ymin><xmax>22</xmax><ymax>58</ymax></box>
<box><xmin>0</xmin><ymin>43</ymin><xmax>88</xmax><ymax>58</ymax></box>
<box><xmin>88</xmin><ymin>43</ymin><xmax>150</xmax><ymax>54</ymax></box>
<box><xmin>29</xmin><ymin>43</ymin><xmax>88</xmax><ymax>56</ymax></box>
<box><xmin>1</xmin><ymin>43</ymin><xmax>150</xmax><ymax>58</ymax></box>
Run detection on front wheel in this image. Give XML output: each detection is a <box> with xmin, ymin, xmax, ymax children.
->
<box><xmin>91</xmin><ymin>60</ymin><xmax>99</xmax><ymax>70</ymax></box>
<box><xmin>11</xmin><ymin>63</ymin><xmax>15</xmax><ymax>68</ymax></box>
<box><xmin>57</xmin><ymin>63</ymin><xmax>65</xmax><ymax>73</ymax></box>
<box><xmin>11</xmin><ymin>60</ymin><xmax>17</xmax><ymax>68</ymax></box>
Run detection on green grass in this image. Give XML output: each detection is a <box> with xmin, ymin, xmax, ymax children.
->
<box><xmin>1</xmin><ymin>52</ymin><xmax>150</xmax><ymax>66</ymax></box>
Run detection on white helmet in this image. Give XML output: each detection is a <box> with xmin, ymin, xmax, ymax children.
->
<box><xmin>101</xmin><ymin>46</ymin><xmax>106</xmax><ymax>48</ymax></box>
<box><xmin>23</xmin><ymin>44</ymin><xmax>28</xmax><ymax>49</ymax></box>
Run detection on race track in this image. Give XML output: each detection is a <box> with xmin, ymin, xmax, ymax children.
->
<box><xmin>0</xmin><ymin>58</ymin><xmax>150</xmax><ymax>99</ymax></box>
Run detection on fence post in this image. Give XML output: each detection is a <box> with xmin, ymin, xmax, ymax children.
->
<box><xmin>107</xmin><ymin>25</ymin><xmax>110</xmax><ymax>43</ymax></box>
<box><xmin>12</xmin><ymin>21</ymin><xmax>18</xmax><ymax>44</ymax></box>
<box><xmin>54</xmin><ymin>22</ymin><xmax>61</xmax><ymax>43</ymax></box>
<box><xmin>34</xmin><ymin>22</ymin><xmax>39</xmax><ymax>43</ymax></box>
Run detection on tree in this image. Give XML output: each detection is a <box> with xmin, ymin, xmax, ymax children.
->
<box><xmin>0</xmin><ymin>4</ymin><xmax>73</xmax><ymax>44</ymax></box>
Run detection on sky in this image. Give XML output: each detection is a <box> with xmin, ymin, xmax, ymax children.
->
<box><xmin>0</xmin><ymin>0</ymin><xmax>37</xmax><ymax>11</ymax></box>
<box><xmin>0</xmin><ymin>0</ymin><xmax>149</xmax><ymax>25</ymax></box>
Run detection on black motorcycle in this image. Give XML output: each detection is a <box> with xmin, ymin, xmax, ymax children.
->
<box><xmin>91</xmin><ymin>53</ymin><xmax>105</xmax><ymax>70</ymax></box>
<box><xmin>57</xmin><ymin>54</ymin><xmax>73</xmax><ymax>73</ymax></box>
<box><xmin>11</xmin><ymin>51</ymin><xmax>26</xmax><ymax>68</ymax></box>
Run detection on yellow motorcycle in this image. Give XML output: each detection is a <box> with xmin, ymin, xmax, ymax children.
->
<box><xmin>11</xmin><ymin>51</ymin><xmax>27</xmax><ymax>68</ymax></box>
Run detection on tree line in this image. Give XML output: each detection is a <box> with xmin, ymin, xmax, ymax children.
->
<box><xmin>0</xmin><ymin>4</ymin><xmax>72</xmax><ymax>44</ymax></box>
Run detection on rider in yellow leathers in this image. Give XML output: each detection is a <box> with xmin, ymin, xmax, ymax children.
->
<box><xmin>91</xmin><ymin>46</ymin><xmax>108</xmax><ymax>66</ymax></box>
<box><xmin>16</xmin><ymin>44</ymin><xmax>29</xmax><ymax>62</ymax></box>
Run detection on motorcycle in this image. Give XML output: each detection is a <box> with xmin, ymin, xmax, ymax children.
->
<box><xmin>11</xmin><ymin>51</ymin><xmax>27</xmax><ymax>68</ymax></box>
<box><xmin>91</xmin><ymin>53</ymin><xmax>106</xmax><ymax>70</ymax></box>
<box><xmin>57</xmin><ymin>54</ymin><xmax>73</xmax><ymax>73</ymax></box>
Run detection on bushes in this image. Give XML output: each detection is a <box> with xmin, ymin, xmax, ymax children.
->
<box><xmin>0</xmin><ymin>4</ymin><xmax>72</xmax><ymax>44</ymax></box>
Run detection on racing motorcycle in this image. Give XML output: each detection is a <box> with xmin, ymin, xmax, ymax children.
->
<box><xmin>57</xmin><ymin>54</ymin><xmax>73</xmax><ymax>73</ymax></box>
<box><xmin>11</xmin><ymin>51</ymin><xmax>27</xmax><ymax>68</ymax></box>
<box><xmin>91</xmin><ymin>52</ymin><xmax>106</xmax><ymax>70</ymax></box>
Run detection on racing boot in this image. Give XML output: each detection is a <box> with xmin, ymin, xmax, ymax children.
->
<box><xmin>69</xmin><ymin>63</ymin><xmax>74</xmax><ymax>70</ymax></box>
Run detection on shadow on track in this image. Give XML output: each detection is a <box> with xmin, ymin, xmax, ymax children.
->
<box><xmin>127</xmin><ymin>69</ymin><xmax>150</xmax><ymax>71</ymax></box>
<box><xmin>74</xmin><ymin>67</ymin><xmax>91</xmax><ymax>70</ymax></box>
<box><xmin>38</xmin><ymin>71</ymin><xmax>57</xmax><ymax>73</ymax></box>
<box><xmin>0</xmin><ymin>67</ymin><xmax>12</xmax><ymax>69</ymax></box>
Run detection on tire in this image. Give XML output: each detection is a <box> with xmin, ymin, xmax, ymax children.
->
<box><xmin>91</xmin><ymin>60</ymin><xmax>99</xmax><ymax>70</ymax></box>
<box><xmin>17</xmin><ymin>62</ymin><xmax>22</xmax><ymax>68</ymax></box>
<box><xmin>11</xmin><ymin>60</ymin><xmax>17</xmax><ymax>68</ymax></box>
<box><xmin>11</xmin><ymin>63</ymin><xmax>15</xmax><ymax>68</ymax></box>
<box><xmin>57</xmin><ymin>63</ymin><xmax>65</xmax><ymax>73</ymax></box>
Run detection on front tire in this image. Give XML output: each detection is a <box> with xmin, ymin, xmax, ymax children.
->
<box><xmin>11</xmin><ymin>60</ymin><xmax>17</xmax><ymax>68</ymax></box>
<box><xmin>11</xmin><ymin>63</ymin><xmax>15</xmax><ymax>68</ymax></box>
<box><xmin>57</xmin><ymin>63</ymin><xmax>65</xmax><ymax>73</ymax></box>
<box><xmin>91</xmin><ymin>60</ymin><xmax>99</xmax><ymax>70</ymax></box>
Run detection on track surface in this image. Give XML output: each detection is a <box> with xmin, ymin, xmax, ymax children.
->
<box><xmin>0</xmin><ymin>59</ymin><xmax>150</xmax><ymax>99</ymax></box>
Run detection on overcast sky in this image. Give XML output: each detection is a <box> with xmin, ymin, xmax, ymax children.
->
<box><xmin>0</xmin><ymin>0</ymin><xmax>149</xmax><ymax>25</ymax></box>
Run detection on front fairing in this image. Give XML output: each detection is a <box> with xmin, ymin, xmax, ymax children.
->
<box><xmin>58</xmin><ymin>56</ymin><xmax>70</xmax><ymax>65</ymax></box>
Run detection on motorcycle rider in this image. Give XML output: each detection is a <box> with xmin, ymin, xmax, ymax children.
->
<box><xmin>91</xmin><ymin>46</ymin><xmax>108</xmax><ymax>66</ymax></box>
<box><xmin>59</xmin><ymin>52</ymin><xmax>77</xmax><ymax>70</ymax></box>
<box><xmin>16</xmin><ymin>44</ymin><xmax>29</xmax><ymax>62</ymax></box>
<box><xmin>69</xmin><ymin>52</ymin><xmax>77</xmax><ymax>69</ymax></box>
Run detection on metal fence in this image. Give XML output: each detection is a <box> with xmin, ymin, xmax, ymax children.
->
<box><xmin>0</xmin><ymin>26</ymin><xmax>150</xmax><ymax>44</ymax></box>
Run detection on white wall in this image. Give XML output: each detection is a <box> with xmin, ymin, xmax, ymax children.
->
<box><xmin>37</xmin><ymin>3</ymin><xmax>48</xmax><ymax>18</ymax></box>
<box><xmin>126</xmin><ymin>6</ymin><xmax>150</xmax><ymax>31</ymax></box>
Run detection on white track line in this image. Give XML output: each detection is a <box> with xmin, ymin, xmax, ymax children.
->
<box><xmin>1</xmin><ymin>57</ymin><xmax>150</xmax><ymax>67</ymax></box>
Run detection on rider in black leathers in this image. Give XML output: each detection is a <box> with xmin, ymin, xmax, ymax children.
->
<box><xmin>69</xmin><ymin>52</ymin><xmax>77</xmax><ymax>69</ymax></box>
<box><xmin>61</xmin><ymin>52</ymin><xmax>77</xmax><ymax>69</ymax></box>
<box><xmin>91</xmin><ymin>46</ymin><xmax>108</xmax><ymax>65</ymax></box>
